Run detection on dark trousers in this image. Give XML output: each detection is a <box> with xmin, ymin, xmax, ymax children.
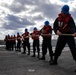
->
<box><xmin>5</xmin><ymin>41</ymin><xmax>8</xmax><ymax>50</ymax></box>
<box><xmin>7</xmin><ymin>41</ymin><xmax>11</xmax><ymax>50</ymax></box>
<box><xmin>33</xmin><ymin>39</ymin><xmax>40</xmax><ymax>56</ymax></box>
<box><xmin>13</xmin><ymin>41</ymin><xmax>16</xmax><ymax>50</ymax></box>
<box><xmin>42</xmin><ymin>39</ymin><xmax>53</xmax><ymax>57</ymax></box>
<box><xmin>17</xmin><ymin>40</ymin><xmax>21</xmax><ymax>51</ymax></box>
<box><xmin>54</xmin><ymin>36</ymin><xmax>76</xmax><ymax>61</ymax></box>
<box><xmin>11</xmin><ymin>42</ymin><xmax>14</xmax><ymax>50</ymax></box>
<box><xmin>23</xmin><ymin>41</ymin><xmax>30</xmax><ymax>54</ymax></box>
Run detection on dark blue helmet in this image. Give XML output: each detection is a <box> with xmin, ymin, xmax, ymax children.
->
<box><xmin>25</xmin><ymin>28</ymin><xmax>28</xmax><ymax>32</ymax></box>
<box><xmin>17</xmin><ymin>32</ymin><xmax>19</xmax><ymax>34</ymax></box>
<box><xmin>34</xmin><ymin>27</ymin><xmax>37</xmax><ymax>30</ymax></box>
<box><xmin>44</xmin><ymin>21</ymin><xmax>49</xmax><ymax>26</ymax></box>
<box><xmin>61</xmin><ymin>5</ymin><xmax>69</xmax><ymax>14</ymax></box>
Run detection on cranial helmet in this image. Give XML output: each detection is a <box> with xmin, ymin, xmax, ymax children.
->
<box><xmin>44</xmin><ymin>21</ymin><xmax>49</xmax><ymax>26</ymax></box>
<box><xmin>25</xmin><ymin>28</ymin><xmax>28</xmax><ymax>32</ymax></box>
<box><xmin>61</xmin><ymin>5</ymin><xmax>69</xmax><ymax>14</ymax></box>
<box><xmin>17</xmin><ymin>32</ymin><xmax>19</xmax><ymax>34</ymax></box>
<box><xmin>34</xmin><ymin>27</ymin><xmax>37</xmax><ymax>30</ymax></box>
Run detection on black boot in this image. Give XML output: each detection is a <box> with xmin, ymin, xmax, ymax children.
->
<box><xmin>50</xmin><ymin>56</ymin><xmax>58</xmax><ymax>65</ymax></box>
<box><xmin>39</xmin><ymin>56</ymin><xmax>45</xmax><ymax>60</ymax></box>
<box><xmin>49</xmin><ymin>56</ymin><xmax>53</xmax><ymax>63</ymax></box>
<box><xmin>75</xmin><ymin>69</ymin><xmax>76</xmax><ymax>72</ymax></box>
<box><xmin>37</xmin><ymin>52</ymin><xmax>40</xmax><ymax>58</ymax></box>
<box><xmin>27</xmin><ymin>53</ymin><xmax>30</xmax><ymax>55</ymax></box>
<box><xmin>37</xmin><ymin>54</ymin><xmax>40</xmax><ymax>58</ymax></box>
<box><xmin>31</xmin><ymin>53</ymin><xmax>36</xmax><ymax>57</ymax></box>
<box><xmin>21</xmin><ymin>50</ymin><xmax>26</xmax><ymax>54</ymax></box>
<box><xmin>27</xmin><ymin>51</ymin><xmax>30</xmax><ymax>55</ymax></box>
<box><xmin>27</xmin><ymin>50</ymin><xmax>30</xmax><ymax>55</ymax></box>
<box><xmin>31</xmin><ymin>55</ymin><xmax>36</xmax><ymax>57</ymax></box>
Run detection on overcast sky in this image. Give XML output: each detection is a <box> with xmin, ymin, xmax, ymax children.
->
<box><xmin>0</xmin><ymin>0</ymin><xmax>76</xmax><ymax>40</ymax></box>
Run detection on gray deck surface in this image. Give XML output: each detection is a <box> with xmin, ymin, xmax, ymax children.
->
<box><xmin>0</xmin><ymin>47</ymin><xmax>76</xmax><ymax>75</ymax></box>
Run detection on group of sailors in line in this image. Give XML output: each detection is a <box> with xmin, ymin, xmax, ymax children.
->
<box><xmin>4</xmin><ymin>20</ymin><xmax>53</xmax><ymax>62</ymax></box>
<box><xmin>4</xmin><ymin>4</ymin><xmax>76</xmax><ymax>72</ymax></box>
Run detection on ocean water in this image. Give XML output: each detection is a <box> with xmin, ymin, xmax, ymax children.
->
<box><xmin>0</xmin><ymin>39</ymin><xmax>70</xmax><ymax>52</ymax></box>
<box><xmin>0</xmin><ymin>45</ymin><xmax>5</xmax><ymax>47</ymax></box>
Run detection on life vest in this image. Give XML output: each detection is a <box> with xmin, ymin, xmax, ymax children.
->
<box><xmin>21</xmin><ymin>38</ymin><xmax>24</xmax><ymax>43</ymax></box>
<box><xmin>58</xmin><ymin>13</ymin><xmax>71</xmax><ymax>33</ymax></box>
<box><xmin>7</xmin><ymin>36</ymin><xmax>11</xmax><ymax>41</ymax></box>
<box><xmin>42</xmin><ymin>25</ymin><xmax>52</xmax><ymax>38</ymax></box>
<box><xmin>4</xmin><ymin>36</ymin><xmax>8</xmax><ymax>41</ymax></box>
<box><xmin>13</xmin><ymin>36</ymin><xmax>16</xmax><ymax>41</ymax></box>
<box><xmin>32</xmin><ymin>30</ymin><xmax>39</xmax><ymax>39</ymax></box>
<box><xmin>23</xmin><ymin>32</ymin><xmax>29</xmax><ymax>38</ymax></box>
<box><xmin>10</xmin><ymin>36</ymin><xmax>14</xmax><ymax>42</ymax></box>
<box><xmin>17</xmin><ymin>35</ymin><xmax>21</xmax><ymax>41</ymax></box>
